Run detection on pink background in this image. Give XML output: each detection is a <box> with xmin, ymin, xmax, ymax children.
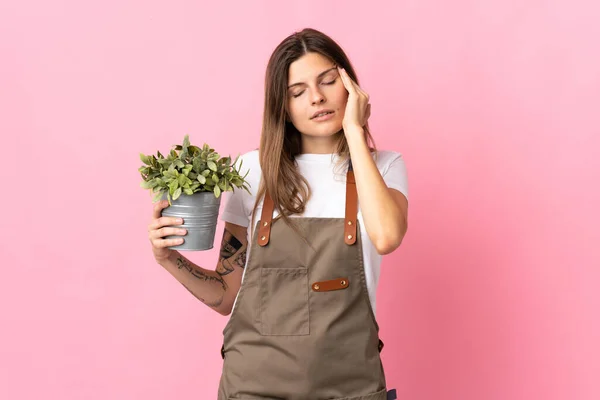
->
<box><xmin>1</xmin><ymin>1</ymin><xmax>598</xmax><ymax>399</ymax></box>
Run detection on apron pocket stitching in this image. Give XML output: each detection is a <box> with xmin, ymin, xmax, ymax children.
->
<box><xmin>259</xmin><ymin>268</ymin><xmax>310</xmax><ymax>336</ymax></box>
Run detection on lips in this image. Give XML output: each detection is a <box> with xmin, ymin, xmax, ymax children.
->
<box><xmin>311</xmin><ymin>109</ymin><xmax>334</xmax><ymax>119</ymax></box>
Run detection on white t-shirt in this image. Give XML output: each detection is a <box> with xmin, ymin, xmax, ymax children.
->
<box><xmin>220</xmin><ymin>149</ymin><xmax>409</xmax><ymax>315</ymax></box>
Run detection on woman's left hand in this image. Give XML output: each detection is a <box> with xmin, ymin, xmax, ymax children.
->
<box><xmin>337</xmin><ymin>66</ymin><xmax>371</xmax><ymax>131</ymax></box>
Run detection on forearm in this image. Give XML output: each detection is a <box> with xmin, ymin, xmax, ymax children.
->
<box><xmin>345</xmin><ymin>128</ymin><xmax>407</xmax><ymax>253</ymax></box>
<box><xmin>158</xmin><ymin>251</ymin><xmax>229</xmax><ymax>314</ymax></box>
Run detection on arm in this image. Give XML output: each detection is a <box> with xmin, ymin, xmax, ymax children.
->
<box><xmin>346</xmin><ymin>129</ymin><xmax>408</xmax><ymax>255</ymax></box>
<box><xmin>157</xmin><ymin>222</ymin><xmax>248</xmax><ymax>315</ymax></box>
<box><xmin>337</xmin><ymin>66</ymin><xmax>408</xmax><ymax>255</ymax></box>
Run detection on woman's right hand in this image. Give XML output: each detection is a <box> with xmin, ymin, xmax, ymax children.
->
<box><xmin>148</xmin><ymin>200</ymin><xmax>187</xmax><ymax>263</ymax></box>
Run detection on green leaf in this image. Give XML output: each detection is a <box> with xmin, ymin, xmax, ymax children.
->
<box><xmin>140</xmin><ymin>180</ymin><xmax>153</xmax><ymax>189</ymax></box>
<box><xmin>173</xmin><ymin>187</ymin><xmax>182</xmax><ymax>200</ymax></box>
<box><xmin>154</xmin><ymin>178</ymin><xmax>167</xmax><ymax>190</ymax></box>
<box><xmin>153</xmin><ymin>190</ymin><xmax>164</xmax><ymax>202</ymax></box>
<box><xmin>207</xmin><ymin>161</ymin><xmax>217</xmax><ymax>171</ymax></box>
<box><xmin>182</xmin><ymin>164</ymin><xmax>193</xmax><ymax>176</ymax></box>
<box><xmin>169</xmin><ymin>180</ymin><xmax>178</xmax><ymax>193</ymax></box>
<box><xmin>193</xmin><ymin>158</ymin><xmax>201</xmax><ymax>171</ymax></box>
<box><xmin>139</xmin><ymin>153</ymin><xmax>151</xmax><ymax>165</ymax></box>
<box><xmin>178</xmin><ymin>174</ymin><xmax>187</xmax><ymax>186</ymax></box>
<box><xmin>179</xmin><ymin>150</ymin><xmax>187</xmax><ymax>160</ymax></box>
<box><xmin>214</xmin><ymin>185</ymin><xmax>221</xmax><ymax>198</ymax></box>
<box><xmin>183</xmin><ymin>188</ymin><xmax>194</xmax><ymax>195</ymax></box>
<box><xmin>197</xmin><ymin>174</ymin><xmax>206</xmax><ymax>184</ymax></box>
<box><xmin>162</xmin><ymin>169</ymin><xmax>175</xmax><ymax>178</ymax></box>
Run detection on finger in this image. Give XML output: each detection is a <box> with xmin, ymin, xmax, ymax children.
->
<box><xmin>352</xmin><ymin>81</ymin><xmax>368</xmax><ymax>100</ymax></box>
<box><xmin>148</xmin><ymin>216</ymin><xmax>184</xmax><ymax>232</ymax></box>
<box><xmin>357</xmin><ymin>86</ymin><xmax>369</xmax><ymax>100</ymax></box>
<box><xmin>152</xmin><ymin>199</ymin><xmax>170</xmax><ymax>220</ymax></box>
<box><xmin>150</xmin><ymin>226</ymin><xmax>187</xmax><ymax>241</ymax></box>
<box><xmin>342</xmin><ymin>70</ymin><xmax>369</xmax><ymax>104</ymax></box>
<box><xmin>338</xmin><ymin>67</ymin><xmax>365</xmax><ymax>95</ymax></box>
<box><xmin>349</xmin><ymin>76</ymin><xmax>363</xmax><ymax>94</ymax></box>
<box><xmin>336</xmin><ymin>66</ymin><xmax>350</xmax><ymax>91</ymax></box>
<box><xmin>152</xmin><ymin>237</ymin><xmax>185</xmax><ymax>249</ymax></box>
<box><xmin>337</xmin><ymin>67</ymin><xmax>357</xmax><ymax>95</ymax></box>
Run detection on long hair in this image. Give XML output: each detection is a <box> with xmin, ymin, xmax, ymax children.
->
<box><xmin>250</xmin><ymin>28</ymin><xmax>376</xmax><ymax>238</ymax></box>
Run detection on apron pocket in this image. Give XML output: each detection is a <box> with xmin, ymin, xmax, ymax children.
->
<box><xmin>259</xmin><ymin>268</ymin><xmax>309</xmax><ymax>336</ymax></box>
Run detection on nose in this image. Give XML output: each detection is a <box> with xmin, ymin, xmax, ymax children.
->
<box><xmin>310</xmin><ymin>87</ymin><xmax>326</xmax><ymax>105</ymax></box>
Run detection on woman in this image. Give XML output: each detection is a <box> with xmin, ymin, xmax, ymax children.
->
<box><xmin>147</xmin><ymin>28</ymin><xmax>408</xmax><ymax>400</ymax></box>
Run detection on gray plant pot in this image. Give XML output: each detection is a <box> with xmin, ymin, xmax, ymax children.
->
<box><xmin>160</xmin><ymin>192</ymin><xmax>222</xmax><ymax>251</ymax></box>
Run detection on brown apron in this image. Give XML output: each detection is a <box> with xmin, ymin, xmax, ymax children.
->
<box><xmin>218</xmin><ymin>163</ymin><xmax>394</xmax><ymax>400</ymax></box>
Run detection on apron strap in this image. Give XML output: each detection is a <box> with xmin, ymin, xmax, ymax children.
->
<box><xmin>344</xmin><ymin>159</ymin><xmax>358</xmax><ymax>245</ymax></box>
<box><xmin>258</xmin><ymin>158</ymin><xmax>357</xmax><ymax>247</ymax></box>
<box><xmin>257</xmin><ymin>189</ymin><xmax>275</xmax><ymax>247</ymax></box>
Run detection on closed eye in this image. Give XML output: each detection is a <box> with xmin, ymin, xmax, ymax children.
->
<box><xmin>291</xmin><ymin>79</ymin><xmax>337</xmax><ymax>98</ymax></box>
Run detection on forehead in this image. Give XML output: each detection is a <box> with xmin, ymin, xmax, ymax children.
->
<box><xmin>288</xmin><ymin>52</ymin><xmax>335</xmax><ymax>82</ymax></box>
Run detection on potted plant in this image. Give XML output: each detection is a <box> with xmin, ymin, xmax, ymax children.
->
<box><xmin>139</xmin><ymin>135</ymin><xmax>250</xmax><ymax>251</ymax></box>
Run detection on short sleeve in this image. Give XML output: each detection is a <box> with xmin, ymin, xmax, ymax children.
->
<box><xmin>382</xmin><ymin>152</ymin><xmax>409</xmax><ymax>202</ymax></box>
<box><xmin>220</xmin><ymin>188</ymin><xmax>250</xmax><ymax>227</ymax></box>
<box><xmin>220</xmin><ymin>151</ymin><xmax>259</xmax><ymax>228</ymax></box>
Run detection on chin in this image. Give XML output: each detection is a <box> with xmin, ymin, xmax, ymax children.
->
<box><xmin>294</xmin><ymin>118</ymin><xmax>343</xmax><ymax>137</ymax></box>
<box><xmin>312</xmin><ymin>122</ymin><xmax>343</xmax><ymax>136</ymax></box>
<box><xmin>303</xmin><ymin>128</ymin><xmax>341</xmax><ymax>138</ymax></box>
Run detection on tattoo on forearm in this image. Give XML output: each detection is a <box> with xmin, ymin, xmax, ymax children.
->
<box><xmin>176</xmin><ymin>256</ymin><xmax>227</xmax><ymax>290</ymax></box>
<box><xmin>216</xmin><ymin>228</ymin><xmax>247</xmax><ymax>277</ymax></box>
<box><xmin>176</xmin><ymin>256</ymin><xmax>227</xmax><ymax>307</ymax></box>
<box><xmin>181</xmin><ymin>283</ymin><xmax>224</xmax><ymax>308</ymax></box>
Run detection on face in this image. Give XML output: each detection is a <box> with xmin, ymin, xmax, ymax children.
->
<box><xmin>286</xmin><ymin>52</ymin><xmax>348</xmax><ymax>138</ymax></box>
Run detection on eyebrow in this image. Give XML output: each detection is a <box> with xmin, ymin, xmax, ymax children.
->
<box><xmin>287</xmin><ymin>66</ymin><xmax>338</xmax><ymax>89</ymax></box>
